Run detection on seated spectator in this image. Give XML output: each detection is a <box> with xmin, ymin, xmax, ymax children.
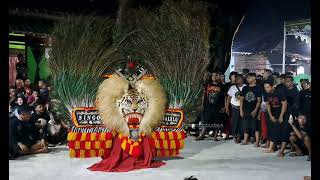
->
<box><xmin>47</xmin><ymin>112</ymin><xmax>68</xmax><ymax>145</ymax></box>
<box><xmin>289</xmin><ymin>114</ymin><xmax>311</xmax><ymax>161</ymax></box>
<box><xmin>15</xmin><ymin>79</ymin><xmax>25</xmax><ymax>97</ymax></box>
<box><xmin>9</xmin><ymin>106</ymin><xmax>48</xmax><ymax>159</ymax></box>
<box><xmin>10</xmin><ymin>96</ymin><xmax>26</xmax><ymax>119</ymax></box>
<box><xmin>38</xmin><ymin>80</ymin><xmax>50</xmax><ymax>105</ymax></box>
<box><xmin>9</xmin><ymin>87</ymin><xmax>17</xmax><ymax>108</ymax></box>
<box><xmin>27</xmin><ymin>90</ymin><xmax>41</xmax><ymax>108</ymax></box>
<box><xmin>31</xmin><ymin>102</ymin><xmax>50</xmax><ymax>141</ymax></box>
<box><xmin>24</xmin><ymin>79</ymin><xmax>32</xmax><ymax>98</ymax></box>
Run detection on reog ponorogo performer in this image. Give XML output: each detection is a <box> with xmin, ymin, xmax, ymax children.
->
<box><xmin>67</xmin><ymin>60</ymin><xmax>186</xmax><ymax>172</ymax></box>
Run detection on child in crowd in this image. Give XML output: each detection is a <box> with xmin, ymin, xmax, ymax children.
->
<box><xmin>24</xmin><ymin>79</ymin><xmax>32</xmax><ymax>98</ymax></box>
<box><xmin>15</xmin><ymin>79</ymin><xmax>25</xmax><ymax>97</ymax></box>
<box><xmin>38</xmin><ymin>80</ymin><xmax>50</xmax><ymax>105</ymax></box>
<box><xmin>240</xmin><ymin>73</ymin><xmax>262</xmax><ymax>147</ymax></box>
<box><xmin>10</xmin><ymin>96</ymin><xmax>26</xmax><ymax>119</ymax></box>
<box><xmin>27</xmin><ymin>90</ymin><xmax>41</xmax><ymax>108</ymax></box>
<box><xmin>9</xmin><ymin>87</ymin><xmax>17</xmax><ymax>108</ymax></box>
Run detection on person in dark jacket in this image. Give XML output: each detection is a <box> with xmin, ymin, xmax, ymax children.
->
<box><xmin>9</xmin><ymin>106</ymin><xmax>48</xmax><ymax>159</ymax></box>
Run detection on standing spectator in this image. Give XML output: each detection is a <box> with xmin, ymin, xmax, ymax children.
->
<box><xmin>195</xmin><ymin>71</ymin><xmax>225</xmax><ymax>141</ymax></box>
<box><xmin>262</xmin><ymin>69</ymin><xmax>273</xmax><ymax>82</ymax></box>
<box><xmin>284</xmin><ymin>76</ymin><xmax>300</xmax><ymax>120</ymax></box>
<box><xmin>299</xmin><ymin>79</ymin><xmax>311</xmax><ymax>126</ymax></box>
<box><xmin>191</xmin><ymin>72</ymin><xmax>212</xmax><ymax>136</ymax></box>
<box><xmin>226</xmin><ymin>73</ymin><xmax>246</xmax><ymax>143</ymax></box>
<box><xmin>242</xmin><ymin>69</ymin><xmax>249</xmax><ymax>85</ymax></box>
<box><xmin>38</xmin><ymin>80</ymin><xmax>50</xmax><ymax>105</ymax></box>
<box><xmin>263</xmin><ymin>80</ymin><xmax>289</xmax><ymax>157</ymax></box>
<box><xmin>239</xmin><ymin>73</ymin><xmax>262</xmax><ymax>146</ymax></box>
<box><xmin>16</xmin><ymin>54</ymin><xmax>28</xmax><ymax>80</ymax></box>
<box><xmin>289</xmin><ymin>114</ymin><xmax>311</xmax><ymax>161</ymax></box>
<box><xmin>9</xmin><ymin>106</ymin><xmax>48</xmax><ymax>159</ymax></box>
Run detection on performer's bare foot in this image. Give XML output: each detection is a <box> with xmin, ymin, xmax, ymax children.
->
<box><xmin>264</xmin><ymin>149</ymin><xmax>274</xmax><ymax>153</ymax></box>
<box><xmin>241</xmin><ymin>141</ymin><xmax>249</xmax><ymax>145</ymax></box>
<box><xmin>304</xmin><ymin>176</ymin><xmax>311</xmax><ymax>180</ymax></box>
<box><xmin>195</xmin><ymin>135</ymin><xmax>205</xmax><ymax>141</ymax></box>
<box><xmin>277</xmin><ymin>151</ymin><xmax>285</xmax><ymax>158</ymax></box>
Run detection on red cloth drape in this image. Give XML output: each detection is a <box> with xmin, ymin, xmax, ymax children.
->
<box><xmin>260</xmin><ymin>112</ymin><xmax>268</xmax><ymax>140</ymax></box>
<box><xmin>88</xmin><ymin>135</ymin><xmax>166</xmax><ymax>172</ymax></box>
<box><xmin>9</xmin><ymin>56</ymin><xmax>19</xmax><ymax>87</ymax></box>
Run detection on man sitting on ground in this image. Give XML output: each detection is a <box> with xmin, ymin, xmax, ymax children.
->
<box><xmin>289</xmin><ymin>114</ymin><xmax>311</xmax><ymax>161</ymax></box>
<box><xmin>31</xmin><ymin>102</ymin><xmax>50</xmax><ymax>141</ymax></box>
<box><xmin>9</xmin><ymin>106</ymin><xmax>48</xmax><ymax>159</ymax></box>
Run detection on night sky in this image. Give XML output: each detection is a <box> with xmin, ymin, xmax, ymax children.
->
<box><xmin>233</xmin><ymin>0</ymin><xmax>311</xmax><ymax>53</ymax></box>
<box><xmin>9</xmin><ymin>0</ymin><xmax>311</xmax><ymax>55</ymax></box>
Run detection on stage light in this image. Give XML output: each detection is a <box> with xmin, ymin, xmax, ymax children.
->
<box><xmin>297</xmin><ymin>66</ymin><xmax>305</xmax><ymax>75</ymax></box>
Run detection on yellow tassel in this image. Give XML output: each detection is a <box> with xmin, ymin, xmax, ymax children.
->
<box><xmin>80</xmin><ymin>133</ymin><xmax>87</xmax><ymax>141</ymax></box>
<box><xmin>98</xmin><ymin>149</ymin><xmax>104</xmax><ymax>156</ymax></box>
<box><xmin>129</xmin><ymin>145</ymin><xmax>134</xmax><ymax>155</ymax></box>
<box><xmin>133</xmin><ymin>142</ymin><xmax>139</xmax><ymax>146</ymax></box>
<box><xmin>75</xmin><ymin>141</ymin><xmax>80</xmax><ymax>149</ymax></box>
<box><xmin>69</xmin><ymin>149</ymin><xmax>75</xmax><ymax>158</ymax></box>
<box><xmin>105</xmin><ymin>140</ymin><xmax>112</xmax><ymax>148</ymax></box>
<box><xmin>90</xmin><ymin>133</ymin><xmax>96</xmax><ymax>141</ymax></box>
<box><xmin>179</xmin><ymin>140</ymin><xmax>184</xmax><ymax>148</ymax></box>
<box><xmin>156</xmin><ymin>150</ymin><xmax>161</xmax><ymax>156</ymax></box>
<box><xmin>90</xmin><ymin>150</ymin><xmax>96</xmax><ymax>157</ymax></box>
<box><xmin>163</xmin><ymin>140</ymin><xmax>168</xmax><ymax>149</ymax></box>
<box><xmin>80</xmin><ymin>150</ymin><xmax>85</xmax><ymax>158</ymax></box>
<box><xmin>170</xmin><ymin>140</ymin><xmax>176</xmax><ymax>149</ymax></box>
<box><xmin>177</xmin><ymin>132</ymin><xmax>182</xmax><ymax>139</ymax></box>
<box><xmin>112</xmin><ymin>131</ymin><xmax>117</xmax><ymax>137</ymax></box>
<box><xmin>95</xmin><ymin>141</ymin><xmax>101</xmax><ymax>149</ymax></box>
<box><xmin>100</xmin><ymin>133</ymin><xmax>106</xmax><ymax>141</ymax></box>
<box><xmin>168</xmin><ymin>132</ymin><xmax>174</xmax><ymax>139</ymax></box>
<box><xmin>164</xmin><ymin>150</ymin><xmax>169</xmax><ymax>156</ymax></box>
<box><xmin>85</xmin><ymin>141</ymin><xmax>91</xmax><ymax>150</ymax></box>
<box><xmin>155</xmin><ymin>140</ymin><xmax>160</xmax><ymax>149</ymax></box>
<box><xmin>128</xmin><ymin>139</ymin><xmax>133</xmax><ymax>144</ymax></box>
<box><xmin>159</xmin><ymin>132</ymin><xmax>165</xmax><ymax>139</ymax></box>
<box><xmin>121</xmin><ymin>139</ymin><xmax>127</xmax><ymax>150</ymax></box>
<box><xmin>67</xmin><ymin>132</ymin><xmax>75</xmax><ymax>141</ymax></box>
<box><xmin>151</xmin><ymin>132</ymin><xmax>157</xmax><ymax>139</ymax></box>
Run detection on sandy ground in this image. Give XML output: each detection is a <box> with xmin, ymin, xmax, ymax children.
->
<box><xmin>9</xmin><ymin>137</ymin><xmax>311</xmax><ymax>180</ymax></box>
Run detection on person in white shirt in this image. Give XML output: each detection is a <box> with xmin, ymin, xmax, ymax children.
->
<box><xmin>226</xmin><ymin>74</ymin><xmax>246</xmax><ymax>143</ymax></box>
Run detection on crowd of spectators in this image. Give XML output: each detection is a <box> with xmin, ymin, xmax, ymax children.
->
<box><xmin>9</xmin><ymin>79</ymin><xmax>68</xmax><ymax>160</ymax></box>
<box><xmin>188</xmin><ymin>68</ymin><xmax>311</xmax><ymax>161</ymax></box>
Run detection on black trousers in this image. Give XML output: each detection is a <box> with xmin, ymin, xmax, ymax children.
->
<box><xmin>231</xmin><ymin>106</ymin><xmax>242</xmax><ymax>136</ymax></box>
<box><xmin>242</xmin><ymin>112</ymin><xmax>260</xmax><ymax>133</ymax></box>
<box><xmin>268</xmin><ymin>113</ymin><xmax>290</xmax><ymax>143</ymax></box>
